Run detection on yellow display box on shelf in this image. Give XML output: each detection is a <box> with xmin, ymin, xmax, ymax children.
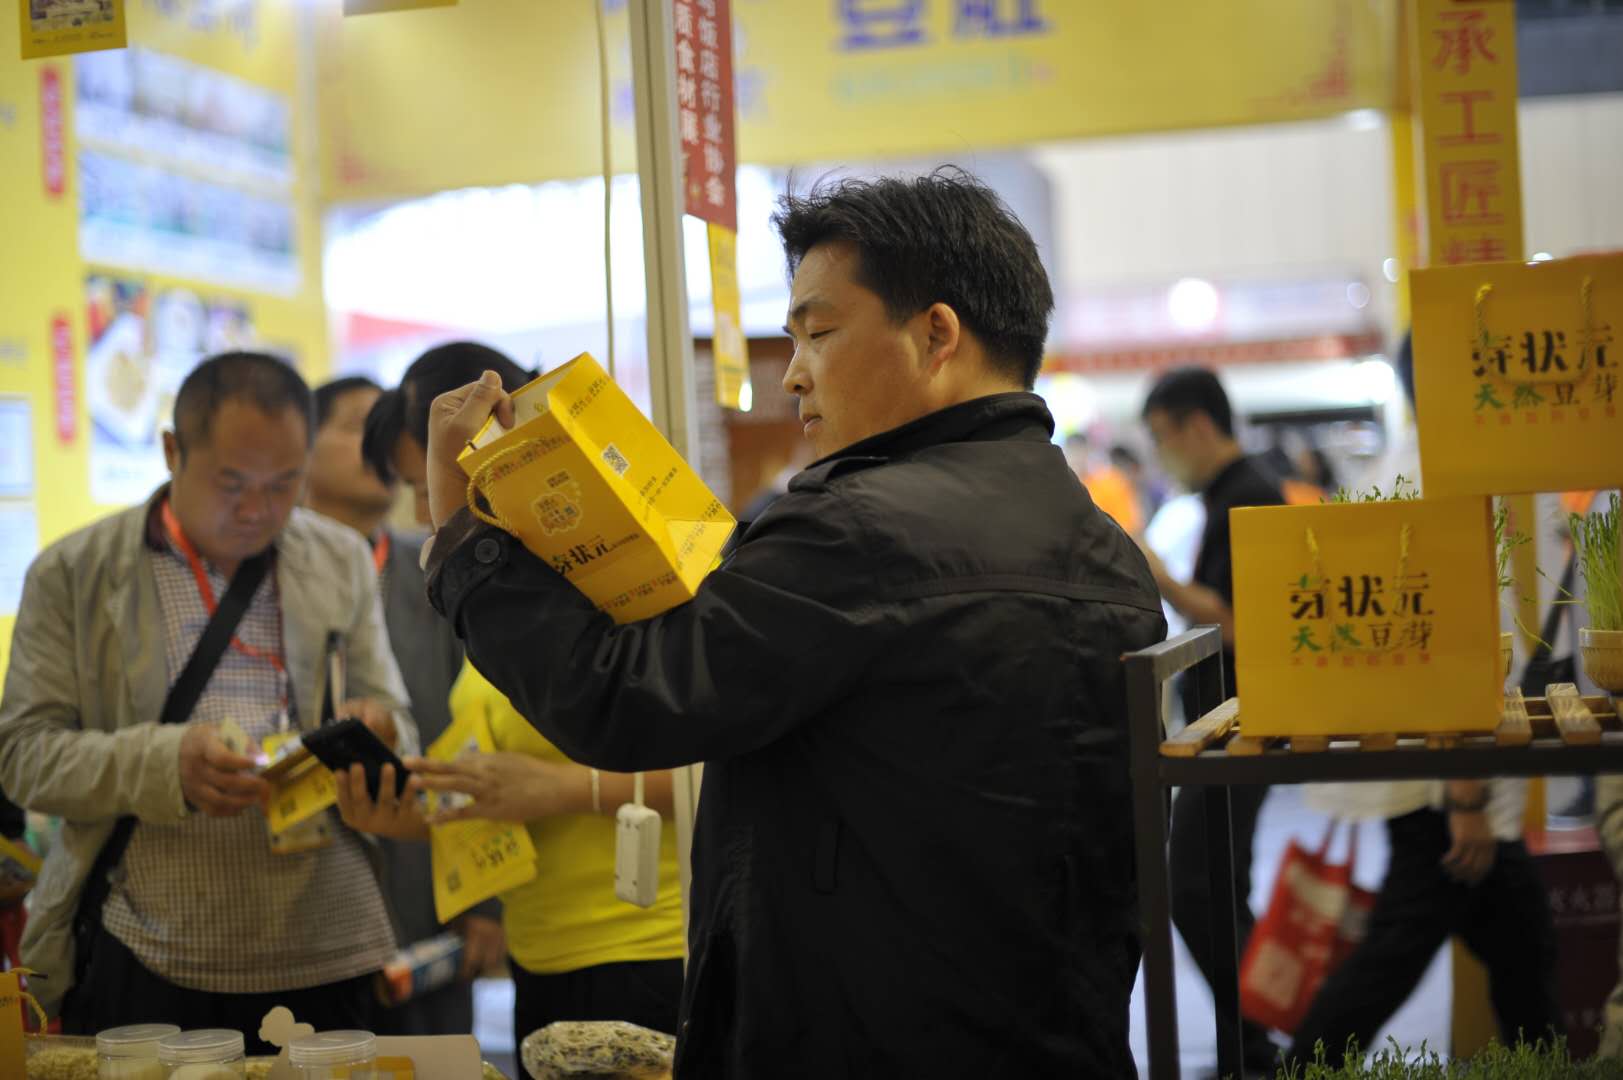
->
<box><xmin>1412</xmin><ymin>254</ymin><xmax>1621</xmax><ymax>499</ymax></box>
<box><xmin>459</xmin><ymin>353</ymin><xmax>736</xmax><ymax>624</ymax></box>
<box><xmin>1231</xmin><ymin>497</ymin><xmax>1503</xmax><ymax>737</ymax></box>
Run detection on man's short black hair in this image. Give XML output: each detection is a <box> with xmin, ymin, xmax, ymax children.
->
<box><xmin>1141</xmin><ymin>366</ymin><xmax>1235</xmax><ymax>438</ymax></box>
<box><xmin>771</xmin><ymin>168</ymin><xmax>1054</xmax><ymax>388</ymax></box>
<box><xmin>174</xmin><ymin>351</ymin><xmax>313</xmax><ymax>457</ymax></box>
<box><xmin>361</xmin><ymin>342</ymin><xmax>531</xmax><ymax>482</ymax></box>
<box><xmin>313</xmin><ymin>375</ymin><xmax>383</xmax><ymax>433</ymax></box>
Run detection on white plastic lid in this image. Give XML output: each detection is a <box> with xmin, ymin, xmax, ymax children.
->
<box><xmin>288</xmin><ymin>1031</ymin><xmax>378</xmax><ymax>1066</ymax></box>
<box><xmin>157</xmin><ymin>1029</ymin><xmax>245</xmax><ymax>1064</ymax></box>
<box><xmin>98</xmin><ymin>1023</ymin><xmax>180</xmax><ymax>1058</ymax></box>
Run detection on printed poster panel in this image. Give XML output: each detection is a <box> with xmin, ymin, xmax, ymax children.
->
<box><xmin>19</xmin><ymin>0</ymin><xmax>126</xmax><ymax>60</ymax></box>
<box><xmin>1231</xmin><ymin>497</ymin><xmax>1502</xmax><ymax>737</ymax></box>
<box><xmin>74</xmin><ymin>48</ymin><xmax>299</xmax><ymax>295</ymax></box>
<box><xmin>1412</xmin><ymin>254</ymin><xmax>1621</xmax><ymax>498</ymax></box>
<box><xmin>0</xmin><ymin>400</ymin><xmax>34</xmax><ymax>498</ymax></box>
<box><xmin>0</xmin><ymin>505</ymin><xmax>40</xmax><ymax>617</ymax></box>
<box><xmin>85</xmin><ymin>273</ymin><xmax>259</xmax><ymax>505</ymax></box>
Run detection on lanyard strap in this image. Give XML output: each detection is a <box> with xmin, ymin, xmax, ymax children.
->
<box><xmin>372</xmin><ymin>531</ymin><xmax>391</xmax><ymax>577</ymax></box>
<box><xmin>161</xmin><ymin>499</ymin><xmax>286</xmax><ymax>677</ymax></box>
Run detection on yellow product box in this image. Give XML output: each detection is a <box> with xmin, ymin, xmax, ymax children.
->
<box><xmin>1412</xmin><ymin>253</ymin><xmax>1621</xmax><ymax>498</ymax></box>
<box><xmin>459</xmin><ymin>353</ymin><xmax>735</xmax><ymax>624</ymax></box>
<box><xmin>1231</xmin><ymin>497</ymin><xmax>1503</xmax><ymax>737</ymax></box>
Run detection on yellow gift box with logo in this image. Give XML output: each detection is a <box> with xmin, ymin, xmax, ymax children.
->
<box><xmin>1231</xmin><ymin>497</ymin><xmax>1503</xmax><ymax>737</ymax></box>
<box><xmin>458</xmin><ymin>353</ymin><xmax>736</xmax><ymax>624</ymax></box>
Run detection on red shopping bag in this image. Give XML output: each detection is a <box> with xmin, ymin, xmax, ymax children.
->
<box><xmin>1239</xmin><ymin>820</ymin><xmax>1376</xmax><ymax>1035</ymax></box>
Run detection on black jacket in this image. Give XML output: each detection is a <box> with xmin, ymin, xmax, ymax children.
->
<box><xmin>430</xmin><ymin>393</ymin><xmax>1166</xmax><ymax>1078</ymax></box>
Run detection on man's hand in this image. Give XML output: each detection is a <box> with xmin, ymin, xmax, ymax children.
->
<box><xmin>179</xmin><ymin>723</ymin><xmax>270</xmax><ymax>817</ymax></box>
<box><xmin>406</xmin><ymin>752</ymin><xmax>585</xmax><ymax>825</ymax></box>
<box><xmin>334</xmin><ymin>762</ymin><xmax>428</xmax><ymax>841</ymax></box>
<box><xmin>339</xmin><ymin>698</ymin><xmax>399</xmax><ymax>750</ymax></box>
<box><xmin>456</xmin><ymin>914</ymin><xmax>507</xmax><ymax>981</ymax></box>
<box><xmin>426</xmin><ymin>371</ymin><xmax>516</xmax><ymax>531</ymax></box>
<box><xmin>1442</xmin><ymin>809</ymin><xmax>1498</xmax><ymax>885</ymax></box>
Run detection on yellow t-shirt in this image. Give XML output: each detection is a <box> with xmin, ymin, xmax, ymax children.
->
<box><xmin>447</xmin><ymin>663</ymin><xmax>686</xmax><ymax>975</ymax></box>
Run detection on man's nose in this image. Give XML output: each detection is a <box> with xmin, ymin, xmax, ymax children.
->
<box><xmin>782</xmin><ymin>357</ymin><xmax>809</xmax><ymax>396</ymax></box>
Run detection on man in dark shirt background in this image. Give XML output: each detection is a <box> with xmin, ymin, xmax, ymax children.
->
<box><xmin>1141</xmin><ymin>366</ymin><xmax>1286</xmax><ymax>1075</ymax></box>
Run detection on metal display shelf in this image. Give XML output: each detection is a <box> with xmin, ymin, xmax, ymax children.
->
<box><xmin>1128</xmin><ymin>626</ymin><xmax>1623</xmax><ymax>1080</ymax></box>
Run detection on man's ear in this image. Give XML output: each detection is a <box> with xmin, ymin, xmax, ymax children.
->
<box><xmin>162</xmin><ymin>429</ymin><xmax>181</xmax><ymax>475</ymax></box>
<box><xmin>922</xmin><ymin>302</ymin><xmax>962</xmax><ymax>373</ymax></box>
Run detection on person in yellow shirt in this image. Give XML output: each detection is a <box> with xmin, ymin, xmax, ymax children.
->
<box><xmin>336</xmin><ymin>342</ymin><xmax>686</xmax><ymax>1042</ymax></box>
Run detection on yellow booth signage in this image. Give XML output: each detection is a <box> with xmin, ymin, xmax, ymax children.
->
<box><xmin>1412</xmin><ymin>254</ymin><xmax>1621</xmax><ymax>499</ymax></box>
<box><xmin>1231</xmin><ymin>497</ymin><xmax>1503</xmax><ymax>737</ymax></box>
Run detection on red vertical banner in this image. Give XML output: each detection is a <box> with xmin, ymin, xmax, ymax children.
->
<box><xmin>41</xmin><ymin>66</ymin><xmax>65</xmax><ymax>199</ymax></box>
<box><xmin>50</xmin><ymin>314</ymin><xmax>76</xmax><ymax>446</ymax></box>
<box><xmin>674</xmin><ymin>0</ymin><xmax>737</xmax><ymax>232</ymax></box>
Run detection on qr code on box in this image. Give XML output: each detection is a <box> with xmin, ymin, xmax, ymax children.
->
<box><xmin>602</xmin><ymin>443</ymin><xmax>631</xmax><ymax>476</ymax></box>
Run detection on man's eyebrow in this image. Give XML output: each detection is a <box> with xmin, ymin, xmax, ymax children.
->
<box><xmin>783</xmin><ymin>297</ymin><xmax>827</xmax><ymax>334</ymax></box>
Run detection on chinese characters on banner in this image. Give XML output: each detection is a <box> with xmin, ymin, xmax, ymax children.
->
<box><xmin>835</xmin><ymin>0</ymin><xmax>1048</xmax><ymax>48</ymax></box>
<box><xmin>675</xmin><ymin>0</ymin><xmax>736</xmax><ymax>231</ymax></box>
<box><xmin>675</xmin><ymin>0</ymin><xmax>748</xmax><ymax>408</ymax></box>
<box><xmin>1411</xmin><ymin>254</ymin><xmax>1622</xmax><ymax>498</ymax></box>
<box><xmin>1411</xmin><ymin>0</ymin><xmax>1522</xmax><ymax>266</ymax></box>
<box><xmin>707</xmin><ymin>222</ymin><xmax>749</xmax><ymax>410</ymax></box>
<box><xmin>1231</xmin><ymin>498</ymin><xmax>1502</xmax><ymax>738</ymax></box>
<box><xmin>18</xmin><ymin>0</ymin><xmax>127</xmax><ymax>59</ymax></box>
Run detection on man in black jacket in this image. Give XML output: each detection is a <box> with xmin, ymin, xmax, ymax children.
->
<box><xmin>412</xmin><ymin>171</ymin><xmax>1167</xmax><ymax>1077</ymax></box>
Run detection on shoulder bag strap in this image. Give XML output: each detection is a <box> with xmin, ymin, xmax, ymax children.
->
<box><xmin>72</xmin><ymin>550</ymin><xmax>273</xmax><ymax>976</ymax></box>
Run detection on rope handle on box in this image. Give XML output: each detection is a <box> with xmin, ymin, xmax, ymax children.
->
<box><xmin>12</xmin><ymin>968</ymin><xmax>49</xmax><ymax>1033</ymax></box>
<box><xmin>465</xmin><ymin>438</ymin><xmax>550</xmax><ymax>535</ymax></box>
<box><xmin>1304</xmin><ymin>521</ymin><xmax>1412</xmax><ymax>615</ymax></box>
<box><xmin>1473</xmin><ymin>274</ymin><xmax>1598</xmax><ymax>387</ymax></box>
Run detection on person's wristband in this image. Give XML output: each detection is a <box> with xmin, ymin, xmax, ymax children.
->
<box><xmin>1444</xmin><ymin>792</ymin><xmax>1489</xmax><ymax>813</ymax></box>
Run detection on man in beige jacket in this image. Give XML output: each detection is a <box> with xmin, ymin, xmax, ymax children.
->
<box><xmin>0</xmin><ymin>352</ymin><xmax>415</xmax><ymax>1046</ymax></box>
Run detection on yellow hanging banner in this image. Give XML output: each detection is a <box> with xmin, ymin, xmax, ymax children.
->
<box><xmin>707</xmin><ymin>223</ymin><xmax>750</xmax><ymax>412</ymax></box>
<box><xmin>319</xmin><ymin>0</ymin><xmax>1397</xmax><ymax>201</ymax></box>
<box><xmin>342</xmin><ymin>0</ymin><xmax>456</xmax><ymax>15</ymax></box>
<box><xmin>1231</xmin><ymin>497</ymin><xmax>1502</xmax><ymax>737</ymax></box>
<box><xmin>426</xmin><ymin>701</ymin><xmax>537</xmax><ymax>924</ymax></box>
<box><xmin>1411</xmin><ymin>0</ymin><xmax>1522</xmax><ymax>267</ymax></box>
<box><xmin>1412</xmin><ymin>254</ymin><xmax>1622</xmax><ymax>499</ymax></box>
<box><xmin>18</xmin><ymin>0</ymin><xmax>126</xmax><ymax>60</ymax></box>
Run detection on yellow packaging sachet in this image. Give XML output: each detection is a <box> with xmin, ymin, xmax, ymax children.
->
<box><xmin>265</xmin><ymin>731</ymin><xmax>339</xmax><ymax>835</ymax></box>
<box><xmin>426</xmin><ymin>700</ymin><xmax>538</xmax><ymax>924</ymax></box>
<box><xmin>1230</xmin><ymin>496</ymin><xmax>1502</xmax><ymax>737</ymax></box>
<box><xmin>459</xmin><ymin>352</ymin><xmax>736</xmax><ymax>624</ymax></box>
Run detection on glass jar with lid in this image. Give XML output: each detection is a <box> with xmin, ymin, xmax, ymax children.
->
<box><xmin>156</xmin><ymin>1029</ymin><xmax>245</xmax><ymax>1079</ymax></box>
<box><xmin>98</xmin><ymin>1023</ymin><xmax>180</xmax><ymax>1080</ymax></box>
<box><xmin>288</xmin><ymin>1031</ymin><xmax>378</xmax><ymax>1079</ymax></box>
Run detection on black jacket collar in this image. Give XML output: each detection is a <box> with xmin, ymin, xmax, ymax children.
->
<box><xmin>807</xmin><ymin>392</ymin><xmax>1055</xmax><ymax>470</ymax></box>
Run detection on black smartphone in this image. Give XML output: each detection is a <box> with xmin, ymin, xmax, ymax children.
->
<box><xmin>302</xmin><ymin>718</ymin><xmax>410</xmax><ymax>800</ymax></box>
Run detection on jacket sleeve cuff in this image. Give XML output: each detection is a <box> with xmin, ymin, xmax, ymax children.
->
<box><xmin>138</xmin><ymin>722</ymin><xmax>192</xmax><ymax>824</ymax></box>
<box><xmin>425</xmin><ymin>510</ymin><xmax>511</xmax><ymax>628</ymax></box>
